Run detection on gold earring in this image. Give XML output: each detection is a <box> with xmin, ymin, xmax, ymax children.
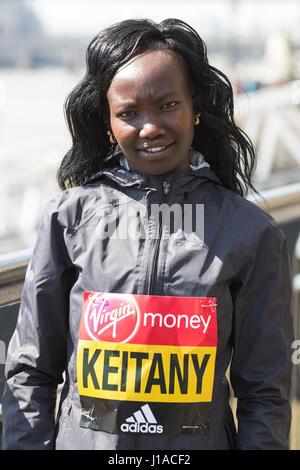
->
<box><xmin>195</xmin><ymin>112</ymin><xmax>201</xmax><ymax>126</ymax></box>
<box><xmin>106</xmin><ymin>130</ymin><xmax>116</xmax><ymax>144</ymax></box>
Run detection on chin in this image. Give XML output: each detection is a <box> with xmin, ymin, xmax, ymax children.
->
<box><xmin>136</xmin><ymin>160</ymin><xmax>189</xmax><ymax>176</ymax></box>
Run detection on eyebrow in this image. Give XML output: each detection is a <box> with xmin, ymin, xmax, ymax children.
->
<box><xmin>155</xmin><ymin>91</ymin><xmax>178</xmax><ymax>103</ymax></box>
<box><xmin>113</xmin><ymin>90</ymin><xmax>179</xmax><ymax>108</ymax></box>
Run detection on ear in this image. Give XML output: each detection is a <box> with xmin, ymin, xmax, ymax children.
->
<box><xmin>102</xmin><ymin>98</ymin><xmax>111</xmax><ymax>129</ymax></box>
<box><xmin>193</xmin><ymin>105</ymin><xmax>199</xmax><ymax>122</ymax></box>
<box><xmin>192</xmin><ymin>94</ymin><xmax>201</xmax><ymax>118</ymax></box>
<box><xmin>192</xmin><ymin>95</ymin><xmax>197</xmax><ymax>115</ymax></box>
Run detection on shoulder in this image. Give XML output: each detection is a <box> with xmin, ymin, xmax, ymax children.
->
<box><xmin>205</xmin><ymin>183</ymin><xmax>285</xmax><ymax>248</ymax></box>
<box><xmin>41</xmin><ymin>182</ymin><xmax>111</xmax><ymax>230</ymax></box>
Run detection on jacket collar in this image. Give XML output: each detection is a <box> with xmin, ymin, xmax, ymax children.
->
<box><xmin>119</xmin><ymin>149</ymin><xmax>210</xmax><ymax>172</ymax></box>
<box><xmin>85</xmin><ymin>150</ymin><xmax>222</xmax><ymax>192</ymax></box>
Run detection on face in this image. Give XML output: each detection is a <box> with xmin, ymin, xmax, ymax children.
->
<box><xmin>106</xmin><ymin>49</ymin><xmax>196</xmax><ymax>175</ymax></box>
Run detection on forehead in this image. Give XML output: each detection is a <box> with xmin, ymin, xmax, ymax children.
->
<box><xmin>107</xmin><ymin>49</ymin><xmax>191</xmax><ymax>104</ymax></box>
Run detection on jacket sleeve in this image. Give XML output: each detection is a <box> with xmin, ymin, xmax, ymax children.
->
<box><xmin>1</xmin><ymin>198</ymin><xmax>74</xmax><ymax>450</ymax></box>
<box><xmin>230</xmin><ymin>220</ymin><xmax>294</xmax><ymax>450</ymax></box>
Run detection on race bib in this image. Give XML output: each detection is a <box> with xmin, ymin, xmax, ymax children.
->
<box><xmin>77</xmin><ymin>292</ymin><xmax>217</xmax><ymax>435</ymax></box>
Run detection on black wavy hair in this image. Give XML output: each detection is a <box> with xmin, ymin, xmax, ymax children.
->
<box><xmin>57</xmin><ymin>18</ymin><xmax>257</xmax><ymax>197</ymax></box>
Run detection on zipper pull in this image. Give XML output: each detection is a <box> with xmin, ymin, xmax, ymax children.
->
<box><xmin>162</xmin><ymin>179</ymin><xmax>170</xmax><ymax>195</ymax></box>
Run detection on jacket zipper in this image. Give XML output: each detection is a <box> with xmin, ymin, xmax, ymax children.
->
<box><xmin>146</xmin><ymin>178</ymin><xmax>169</xmax><ymax>295</ymax></box>
<box><xmin>147</xmin><ymin>222</ymin><xmax>163</xmax><ymax>294</ymax></box>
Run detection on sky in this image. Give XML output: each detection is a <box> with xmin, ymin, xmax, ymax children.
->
<box><xmin>29</xmin><ymin>0</ymin><xmax>300</xmax><ymax>39</ymax></box>
<box><xmin>29</xmin><ymin>0</ymin><xmax>228</xmax><ymax>37</ymax></box>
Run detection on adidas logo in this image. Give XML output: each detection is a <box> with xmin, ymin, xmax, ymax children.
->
<box><xmin>120</xmin><ymin>404</ymin><xmax>163</xmax><ymax>434</ymax></box>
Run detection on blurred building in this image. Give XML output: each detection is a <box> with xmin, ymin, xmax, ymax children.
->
<box><xmin>1</xmin><ymin>0</ymin><xmax>300</xmax><ymax>254</ymax></box>
<box><xmin>0</xmin><ymin>0</ymin><xmax>87</xmax><ymax>69</ymax></box>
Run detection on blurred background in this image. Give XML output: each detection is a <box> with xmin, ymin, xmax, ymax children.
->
<box><xmin>1</xmin><ymin>0</ymin><xmax>300</xmax><ymax>449</ymax></box>
<box><xmin>1</xmin><ymin>0</ymin><xmax>300</xmax><ymax>253</ymax></box>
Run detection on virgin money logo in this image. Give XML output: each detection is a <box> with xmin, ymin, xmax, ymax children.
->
<box><xmin>85</xmin><ymin>293</ymin><xmax>140</xmax><ymax>343</ymax></box>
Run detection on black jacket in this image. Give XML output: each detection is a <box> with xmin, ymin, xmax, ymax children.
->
<box><xmin>2</xmin><ymin>156</ymin><xmax>294</xmax><ymax>450</ymax></box>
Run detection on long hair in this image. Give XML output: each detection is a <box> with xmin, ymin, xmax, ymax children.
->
<box><xmin>57</xmin><ymin>18</ymin><xmax>257</xmax><ymax>197</ymax></box>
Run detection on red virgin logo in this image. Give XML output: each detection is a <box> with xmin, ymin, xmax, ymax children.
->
<box><xmin>84</xmin><ymin>293</ymin><xmax>140</xmax><ymax>343</ymax></box>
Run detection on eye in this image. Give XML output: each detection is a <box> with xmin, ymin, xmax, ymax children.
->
<box><xmin>117</xmin><ymin>111</ymin><xmax>136</xmax><ymax>119</ymax></box>
<box><xmin>161</xmin><ymin>101</ymin><xmax>178</xmax><ymax>109</ymax></box>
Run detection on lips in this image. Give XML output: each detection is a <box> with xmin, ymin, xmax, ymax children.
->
<box><xmin>144</xmin><ymin>146</ymin><xmax>167</xmax><ymax>153</ymax></box>
<box><xmin>137</xmin><ymin>142</ymin><xmax>174</xmax><ymax>157</ymax></box>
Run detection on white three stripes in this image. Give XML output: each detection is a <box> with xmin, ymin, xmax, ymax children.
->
<box><xmin>126</xmin><ymin>404</ymin><xmax>157</xmax><ymax>424</ymax></box>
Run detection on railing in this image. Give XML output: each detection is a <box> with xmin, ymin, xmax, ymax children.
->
<box><xmin>1</xmin><ymin>183</ymin><xmax>300</xmax><ymax>449</ymax></box>
<box><xmin>0</xmin><ymin>249</ymin><xmax>32</xmax><ymax>307</ymax></box>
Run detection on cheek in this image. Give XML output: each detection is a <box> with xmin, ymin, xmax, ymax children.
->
<box><xmin>111</xmin><ymin>121</ymin><xmax>135</xmax><ymax>146</ymax></box>
<box><xmin>171</xmin><ymin>109</ymin><xmax>194</xmax><ymax>137</ymax></box>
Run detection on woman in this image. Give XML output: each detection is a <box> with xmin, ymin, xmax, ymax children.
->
<box><xmin>2</xmin><ymin>18</ymin><xmax>294</xmax><ymax>450</ymax></box>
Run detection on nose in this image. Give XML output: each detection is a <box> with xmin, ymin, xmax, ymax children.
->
<box><xmin>139</xmin><ymin>116</ymin><xmax>166</xmax><ymax>139</ymax></box>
